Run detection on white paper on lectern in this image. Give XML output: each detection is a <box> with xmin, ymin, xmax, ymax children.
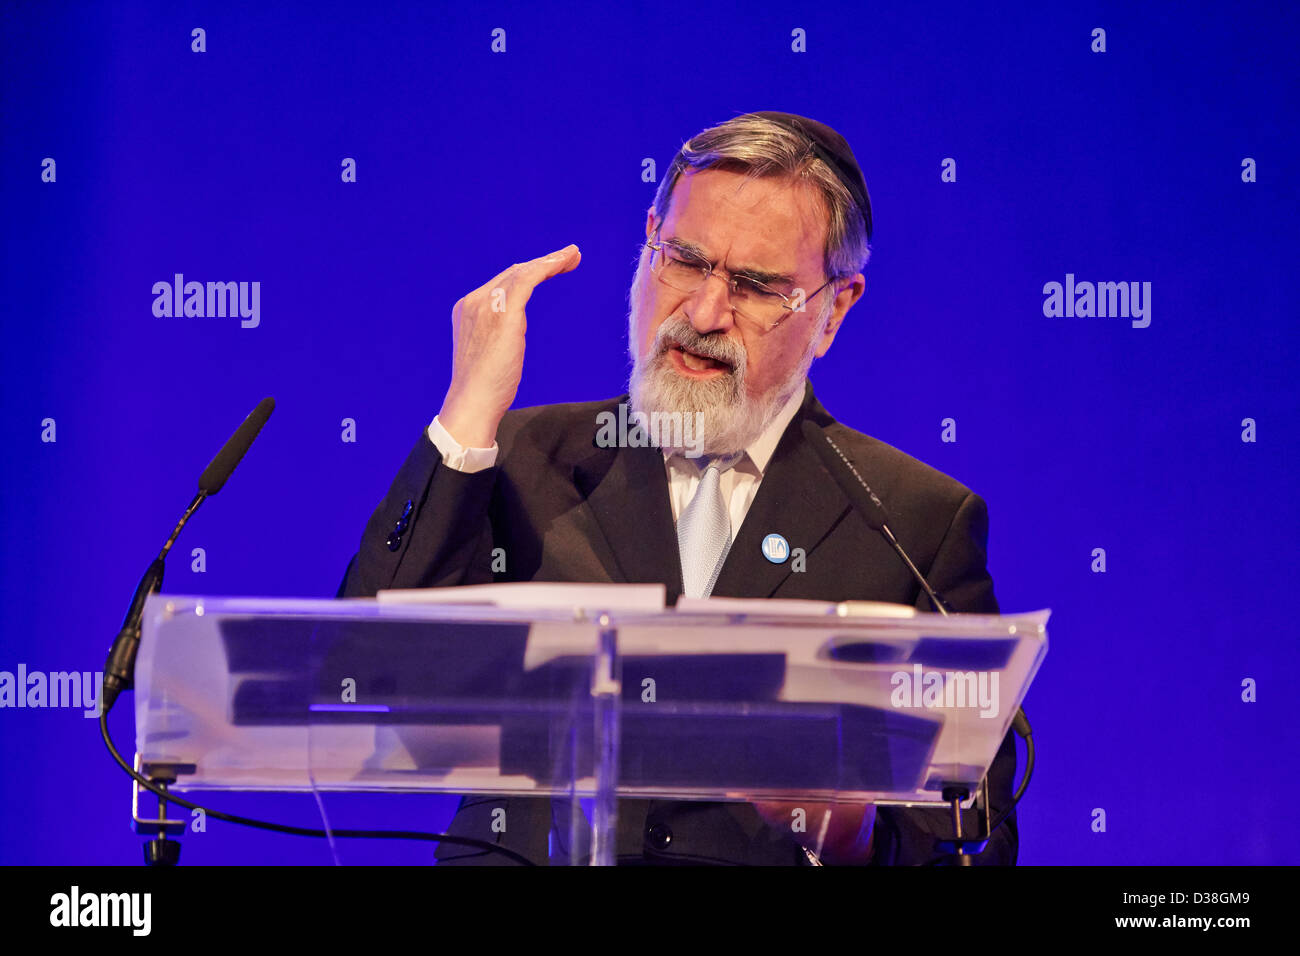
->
<box><xmin>376</xmin><ymin>581</ymin><xmax>666</xmax><ymax>611</ymax></box>
<box><xmin>674</xmin><ymin>596</ymin><xmax>918</xmax><ymax>617</ymax></box>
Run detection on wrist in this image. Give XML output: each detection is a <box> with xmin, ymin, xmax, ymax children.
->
<box><xmin>438</xmin><ymin>396</ymin><xmax>501</xmax><ymax>449</ymax></box>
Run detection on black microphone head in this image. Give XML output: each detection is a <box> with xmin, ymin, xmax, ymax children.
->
<box><xmin>801</xmin><ymin>419</ymin><xmax>890</xmax><ymax>531</ymax></box>
<box><xmin>198</xmin><ymin>397</ymin><xmax>275</xmax><ymax>496</ymax></box>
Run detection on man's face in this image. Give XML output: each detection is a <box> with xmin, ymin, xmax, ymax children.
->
<box><xmin>627</xmin><ymin>167</ymin><xmax>863</xmax><ymax>455</ymax></box>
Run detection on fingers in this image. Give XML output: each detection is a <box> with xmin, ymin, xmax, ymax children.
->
<box><xmin>532</xmin><ymin>243</ymin><xmax>582</xmax><ymax>279</ymax></box>
<box><xmin>484</xmin><ymin>244</ymin><xmax>582</xmax><ymax>310</ymax></box>
<box><xmin>440</xmin><ymin>244</ymin><xmax>582</xmax><ymax>441</ymax></box>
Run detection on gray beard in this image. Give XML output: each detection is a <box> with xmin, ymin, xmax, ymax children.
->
<box><xmin>626</xmin><ymin>255</ymin><xmax>826</xmax><ymax>457</ymax></box>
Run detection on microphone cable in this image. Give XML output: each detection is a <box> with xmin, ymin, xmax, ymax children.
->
<box><xmin>100</xmin><ymin>711</ymin><xmax>535</xmax><ymax>865</ymax></box>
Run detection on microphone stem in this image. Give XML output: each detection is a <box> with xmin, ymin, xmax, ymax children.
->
<box><xmin>158</xmin><ymin>491</ymin><xmax>206</xmax><ymax>561</ymax></box>
<box><xmin>878</xmin><ymin>524</ymin><xmax>949</xmax><ymax>617</ymax></box>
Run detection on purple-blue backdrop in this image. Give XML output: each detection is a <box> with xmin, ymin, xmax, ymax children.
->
<box><xmin>2</xmin><ymin>1</ymin><xmax>1297</xmax><ymax>865</ymax></box>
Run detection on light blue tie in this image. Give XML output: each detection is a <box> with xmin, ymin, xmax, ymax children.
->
<box><xmin>677</xmin><ymin>454</ymin><xmax>742</xmax><ymax>599</ymax></box>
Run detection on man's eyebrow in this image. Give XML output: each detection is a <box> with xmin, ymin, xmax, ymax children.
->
<box><xmin>663</xmin><ymin>236</ymin><xmax>798</xmax><ymax>287</ymax></box>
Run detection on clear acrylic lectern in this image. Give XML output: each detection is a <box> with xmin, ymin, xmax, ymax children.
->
<box><xmin>134</xmin><ymin>589</ymin><xmax>1048</xmax><ymax>864</ymax></box>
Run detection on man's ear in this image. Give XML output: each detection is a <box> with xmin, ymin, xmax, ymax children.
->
<box><xmin>814</xmin><ymin>273</ymin><xmax>866</xmax><ymax>358</ymax></box>
<box><xmin>645</xmin><ymin>207</ymin><xmax>658</xmax><ymax>240</ymax></box>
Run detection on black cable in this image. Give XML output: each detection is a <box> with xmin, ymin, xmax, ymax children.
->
<box><xmin>921</xmin><ymin>710</ymin><xmax>1033</xmax><ymax>865</ymax></box>
<box><xmin>100</xmin><ymin>711</ymin><xmax>536</xmax><ymax>866</ymax></box>
<box><xmin>986</xmin><ymin>710</ymin><xmax>1034</xmax><ymax>838</ymax></box>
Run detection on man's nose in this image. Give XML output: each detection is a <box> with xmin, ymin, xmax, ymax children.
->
<box><xmin>684</xmin><ymin>273</ymin><xmax>737</xmax><ymax>336</ymax></box>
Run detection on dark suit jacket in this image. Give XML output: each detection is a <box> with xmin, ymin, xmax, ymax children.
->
<box><xmin>337</xmin><ymin>380</ymin><xmax>1019</xmax><ymax>865</ymax></box>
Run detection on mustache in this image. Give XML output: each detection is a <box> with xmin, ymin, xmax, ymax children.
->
<box><xmin>653</xmin><ymin>318</ymin><xmax>746</xmax><ymax>371</ymax></box>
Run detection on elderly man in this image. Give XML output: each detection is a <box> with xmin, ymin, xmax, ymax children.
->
<box><xmin>338</xmin><ymin>111</ymin><xmax>1018</xmax><ymax>865</ymax></box>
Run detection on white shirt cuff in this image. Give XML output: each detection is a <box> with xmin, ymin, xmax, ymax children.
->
<box><xmin>427</xmin><ymin>416</ymin><xmax>499</xmax><ymax>473</ymax></box>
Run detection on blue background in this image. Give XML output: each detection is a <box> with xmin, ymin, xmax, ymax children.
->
<box><xmin>2</xmin><ymin>0</ymin><xmax>1296</xmax><ymax>865</ymax></box>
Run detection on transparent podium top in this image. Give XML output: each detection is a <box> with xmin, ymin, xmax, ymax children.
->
<box><xmin>135</xmin><ymin>591</ymin><xmax>1048</xmax><ymax>807</ymax></box>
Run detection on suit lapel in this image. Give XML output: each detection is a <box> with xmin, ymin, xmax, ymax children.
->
<box><xmin>711</xmin><ymin>382</ymin><xmax>851</xmax><ymax>599</ymax></box>
<box><xmin>574</xmin><ymin>435</ymin><xmax>684</xmax><ymax>605</ymax></box>
<box><xmin>568</xmin><ymin>382</ymin><xmax>848</xmax><ymax>605</ymax></box>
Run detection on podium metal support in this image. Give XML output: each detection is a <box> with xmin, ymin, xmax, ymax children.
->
<box><xmin>132</xmin><ymin>754</ymin><xmax>191</xmax><ymax>866</ymax></box>
<box><xmin>590</xmin><ymin>614</ymin><xmax>621</xmax><ymax>866</ymax></box>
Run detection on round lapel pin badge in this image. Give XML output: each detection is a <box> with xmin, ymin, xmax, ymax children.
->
<box><xmin>761</xmin><ymin>533</ymin><xmax>790</xmax><ymax>564</ymax></box>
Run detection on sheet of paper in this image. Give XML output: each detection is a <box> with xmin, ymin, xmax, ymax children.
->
<box><xmin>376</xmin><ymin>581</ymin><xmax>667</xmax><ymax>611</ymax></box>
<box><xmin>674</xmin><ymin>596</ymin><xmax>917</xmax><ymax>618</ymax></box>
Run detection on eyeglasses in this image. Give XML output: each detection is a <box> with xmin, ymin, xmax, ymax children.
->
<box><xmin>645</xmin><ymin>234</ymin><xmax>839</xmax><ymax>333</ymax></box>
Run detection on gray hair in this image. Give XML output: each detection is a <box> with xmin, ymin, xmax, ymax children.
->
<box><xmin>651</xmin><ymin>113</ymin><xmax>871</xmax><ymax>280</ymax></box>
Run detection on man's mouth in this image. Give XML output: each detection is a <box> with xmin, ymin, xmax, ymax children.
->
<box><xmin>668</xmin><ymin>344</ymin><xmax>733</xmax><ymax>376</ymax></box>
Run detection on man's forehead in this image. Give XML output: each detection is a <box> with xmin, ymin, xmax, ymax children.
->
<box><xmin>661</xmin><ymin>168</ymin><xmax>827</xmax><ymax>275</ymax></box>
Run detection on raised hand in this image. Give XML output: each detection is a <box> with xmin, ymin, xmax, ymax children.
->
<box><xmin>438</xmin><ymin>244</ymin><xmax>582</xmax><ymax>447</ymax></box>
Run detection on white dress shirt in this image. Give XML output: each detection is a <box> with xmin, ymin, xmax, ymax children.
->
<box><xmin>427</xmin><ymin>386</ymin><xmax>806</xmax><ymax>537</ymax></box>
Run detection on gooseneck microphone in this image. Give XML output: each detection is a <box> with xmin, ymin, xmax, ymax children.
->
<box><xmin>198</xmin><ymin>396</ymin><xmax>276</xmax><ymax>496</ymax></box>
<box><xmin>97</xmin><ymin>396</ymin><xmax>539</xmax><ymax>866</ymax></box>
<box><xmin>801</xmin><ymin>418</ymin><xmax>1035</xmax><ymax>862</ymax></box>
<box><xmin>101</xmin><ymin>397</ymin><xmax>276</xmax><ymax>715</ymax></box>
<box><xmin>800</xmin><ymin>419</ymin><xmax>952</xmax><ymax>616</ymax></box>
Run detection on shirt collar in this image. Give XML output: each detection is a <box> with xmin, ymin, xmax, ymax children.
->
<box><xmin>663</xmin><ymin>382</ymin><xmax>805</xmax><ymax>477</ymax></box>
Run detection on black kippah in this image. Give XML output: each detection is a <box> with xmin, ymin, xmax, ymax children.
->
<box><xmin>747</xmin><ymin>111</ymin><xmax>873</xmax><ymax>243</ymax></box>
